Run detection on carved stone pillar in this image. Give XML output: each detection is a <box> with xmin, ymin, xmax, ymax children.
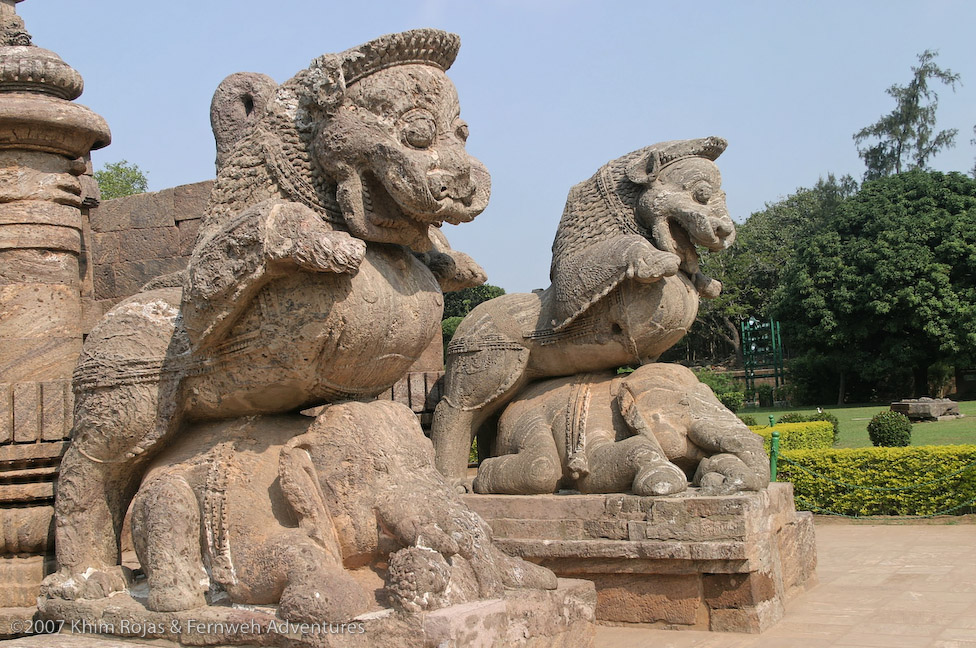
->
<box><xmin>0</xmin><ymin>0</ymin><xmax>110</xmax><ymax>612</ymax></box>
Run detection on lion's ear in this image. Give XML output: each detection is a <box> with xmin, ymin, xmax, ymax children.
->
<box><xmin>306</xmin><ymin>55</ymin><xmax>346</xmax><ymax>114</ymax></box>
<box><xmin>625</xmin><ymin>149</ymin><xmax>661</xmax><ymax>186</ymax></box>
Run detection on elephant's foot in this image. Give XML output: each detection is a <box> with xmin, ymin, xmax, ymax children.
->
<box><xmin>278</xmin><ymin>565</ymin><xmax>371</xmax><ymax>623</ymax></box>
<box><xmin>695</xmin><ymin>453</ymin><xmax>765</xmax><ymax>494</ymax></box>
<box><xmin>632</xmin><ymin>461</ymin><xmax>687</xmax><ymax>496</ymax></box>
<box><xmin>41</xmin><ymin>565</ymin><xmax>130</xmax><ymax>601</ymax></box>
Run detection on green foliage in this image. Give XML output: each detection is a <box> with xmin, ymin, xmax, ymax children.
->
<box><xmin>691</xmin><ymin>367</ymin><xmax>739</xmax><ymax>394</ymax></box>
<box><xmin>737</xmin><ymin>414</ymin><xmax>758</xmax><ymax>427</ymax></box>
<box><xmin>442</xmin><ymin>316</ymin><xmax>463</xmax><ymax>348</ymax></box>
<box><xmin>777</xmin><ymin>411</ymin><xmax>840</xmax><ymax>445</ymax></box>
<box><xmin>443</xmin><ymin>284</ymin><xmax>505</xmax><ymax>319</ymax></box>
<box><xmin>868</xmin><ymin>410</ymin><xmax>913</xmax><ymax>447</ymax></box>
<box><xmin>756</xmin><ymin>384</ymin><xmax>774</xmax><ymax>407</ymax></box>
<box><xmin>94</xmin><ymin>160</ymin><xmax>149</xmax><ymax>200</ymax></box>
<box><xmin>779</xmin><ymin>445</ymin><xmax>976</xmax><ymax>516</ymax></box>
<box><xmin>719</xmin><ymin>391</ymin><xmax>744</xmax><ymax>413</ymax></box>
<box><xmin>665</xmin><ymin>175</ymin><xmax>856</xmax><ymax>367</ymax></box>
<box><xmin>854</xmin><ymin>50</ymin><xmax>961</xmax><ymax>181</ymax></box>
<box><xmin>751</xmin><ymin>421</ymin><xmax>834</xmax><ymax>453</ymax></box>
<box><xmin>773</xmin><ymin>170</ymin><xmax>976</xmax><ymax>402</ymax></box>
<box><xmin>807</xmin><ymin>411</ymin><xmax>840</xmax><ymax>445</ymax></box>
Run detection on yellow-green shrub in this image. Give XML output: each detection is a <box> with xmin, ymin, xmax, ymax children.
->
<box><xmin>778</xmin><ymin>445</ymin><xmax>976</xmax><ymax>516</ymax></box>
<box><xmin>750</xmin><ymin>421</ymin><xmax>833</xmax><ymax>453</ymax></box>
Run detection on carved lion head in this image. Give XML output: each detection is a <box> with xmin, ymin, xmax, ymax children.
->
<box><xmin>208</xmin><ymin>29</ymin><xmax>489</xmax><ymax>254</ymax></box>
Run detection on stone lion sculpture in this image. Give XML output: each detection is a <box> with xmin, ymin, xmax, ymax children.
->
<box><xmin>473</xmin><ymin>364</ymin><xmax>769</xmax><ymax>496</ymax></box>
<box><xmin>44</xmin><ymin>29</ymin><xmax>555</xmax><ymax>618</ymax></box>
<box><xmin>432</xmin><ymin>137</ymin><xmax>742</xmax><ymax>487</ymax></box>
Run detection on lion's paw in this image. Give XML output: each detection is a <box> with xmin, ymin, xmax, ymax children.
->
<box><xmin>631</xmin><ymin>249</ymin><xmax>681</xmax><ymax>283</ymax></box>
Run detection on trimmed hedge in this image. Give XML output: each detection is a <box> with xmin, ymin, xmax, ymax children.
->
<box><xmin>750</xmin><ymin>421</ymin><xmax>834</xmax><ymax>453</ymax></box>
<box><xmin>778</xmin><ymin>445</ymin><xmax>976</xmax><ymax>517</ymax></box>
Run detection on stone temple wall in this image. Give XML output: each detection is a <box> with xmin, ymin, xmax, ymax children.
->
<box><xmin>83</xmin><ymin>180</ymin><xmax>213</xmax><ymax>330</ymax></box>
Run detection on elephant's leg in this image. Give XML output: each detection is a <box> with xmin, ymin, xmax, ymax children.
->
<box><xmin>473</xmin><ymin>410</ymin><xmax>561</xmax><ymax>495</ymax></box>
<box><xmin>577</xmin><ymin>433</ymin><xmax>687</xmax><ymax>496</ymax></box>
<box><xmin>274</xmin><ymin>441</ymin><xmax>371</xmax><ymax>623</ymax></box>
<box><xmin>130</xmin><ymin>473</ymin><xmax>208</xmax><ymax>612</ymax></box>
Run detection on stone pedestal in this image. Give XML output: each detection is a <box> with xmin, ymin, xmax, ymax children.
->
<box><xmin>890</xmin><ymin>397</ymin><xmax>962</xmax><ymax>422</ymax></box>
<box><xmin>0</xmin><ymin>0</ymin><xmax>111</xmax><ymax>612</ymax></box>
<box><xmin>465</xmin><ymin>482</ymin><xmax>817</xmax><ymax>633</ymax></box>
<box><xmin>37</xmin><ymin>578</ymin><xmax>596</xmax><ymax>647</ymax></box>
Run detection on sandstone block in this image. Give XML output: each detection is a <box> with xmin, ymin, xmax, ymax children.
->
<box><xmin>0</xmin><ymin>336</ymin><xmax>82</xmax><ymax>382</ymax></box>
<box><xmin>0</xmin><ymin>283</ymin><xmax>81</xmax><ymax>339</ymax></box>
<box><xmin>89</xmin><ymin>231</ymin><xmax>121</xmax><ymax>264</ymax></box>
<box><xmin>590</xmin><ymin>573</ymin><xmax>703</xmax><ymax>625</ymax></box>
<box><xmin>0</xmin><ymin>248</ymin><xmax>79</xmax><ymax>285</ymax></box>
<box><xmin>172</xmin><ymin>180</ymin><xmax>213</xmax><ymax>221</ymax></box>
<box><xmin>12</xmin><ymin>381</ymin><xmax>39</xmax><ymax>442</ymax></box>
<box><xmin>89</xmin><ymin>188</ymin><xmax>175</xmax><ymax>232</ymax></box>
<box><xmin>119</xmin><ymin>225</ymin><xmax>180</xmax><ymax>262</ymax></box>
<box><xmin>177</xmin><ymin>217</ymin><xmax>200</xmax><ymax>255</ymax></box>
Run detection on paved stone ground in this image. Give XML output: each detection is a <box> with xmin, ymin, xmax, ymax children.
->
<box><xmin>597</xmin><ymin>520</ymin><xmax>976</xmax><ymax>648</ymax></box>
<box><xmin>2</xmin><ymin>520</ymin><xmax>974</xmax><ymax>647</ymax></box>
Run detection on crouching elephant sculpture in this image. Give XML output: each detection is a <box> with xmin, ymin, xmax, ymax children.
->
<box><xmin>131</xmin><ymin>400</ymin><xmax>556</xmax><ymax>621</ymax></box>
<box><xmin>473</xmin><ymin>364</ymin><xmax>769</xmax><ymax>496</ymax></box>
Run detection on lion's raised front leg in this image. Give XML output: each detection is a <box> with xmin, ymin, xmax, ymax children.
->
<box><xmin>183</xmin><ymin>199</ymin><xmax>366</xmax><ymax>352</ymax></box>
<box><xmin>548</xmin><ymin>235</ymin><xmax>680</xmax><ymax>330</ymax></box>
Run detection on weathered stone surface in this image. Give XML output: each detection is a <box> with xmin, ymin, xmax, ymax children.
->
<box><xmin>473</xmin><ymin>363</ymin><xmax>768</xmax><ymax>497</ymax></box>
<box><xmin>465</xmin><ymin>483</ymin><xmax>818</xmax><ymax>633</ymax></box>
<box><xmin>0</xmin><ymin>555</ymin><xmax>54</xmax><ymax>609</ymax></box>
<box><xmin>210</xmin><ymin>73</ymin><xmax>278</xmax><ymax>172</ymax></box>
<box><xmin>88</xmin><ymin>188</ymin><xmax>175</xmax><ymax>232</ymax></box>
<box><xmin>0</xmin><ymin>9</ymin><xmax>108</xmax><ymax>610</ymax></box>
<box><xmin>34</xmin><ymin>578</ymin><xmax>593</xmax><ymax>647</ymax></box>
<box><xmin>890</xmin><ymin>397</ymin><xmax>962</xmax><ymax>421</ymax></box>
<box><xmin>590</xmin><ymin>573</ymin><xmax>703</xmax><ymax>625</ymax></box>
<box><xmin>432</xmin><ymin>137</ymin><xmax>737</xmax><ymax>488</ymax></box>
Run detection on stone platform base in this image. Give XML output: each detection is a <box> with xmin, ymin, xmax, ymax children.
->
<box><xmin>464</xmin><ymin>482</ymin><xmax>817</xmax><ymax>633</ymax></box>
<box><xmin>36</xmin><ymin>578</ymin><xmax>595</xmax><ymax>647</ymax></box>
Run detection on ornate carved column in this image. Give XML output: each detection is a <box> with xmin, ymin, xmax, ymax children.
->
<box><xmin>0</xmin><ymin>0</ymin><xmax>110</xmax><ymax>611</ymax></box>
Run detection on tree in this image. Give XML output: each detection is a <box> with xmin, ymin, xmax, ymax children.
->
<box><xmin>93</xmin><ymin>160</ymin><xmax>149</xmax><ymax>200</ymax></box>
<box><xmin>971</xmin><ymin>125</ymin><xmax>976</xmax><ymax>179</ymax></box>
<box><xmin>772</xmin><ymin>170</ymin><xmax>976</xmax><ymax>402</ymax></box>
<box><xmin>853</xmin><ymin>50</ymin><xmax>960</xmax><ymax>181</ymax></box>
<box><xmin>442</xmin><ymin>284</ymin><xmax>505</xmax><ymax>319</ymax></box>
<box><xmin>665</xmin><ymin>175</ymin><xmax>857</xmax><ymax>367</ymax></box>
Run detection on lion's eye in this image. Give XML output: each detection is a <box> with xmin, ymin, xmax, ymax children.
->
<box><xmin>400</xmin><ymin>110</ymin><xmax>437</xmax><ymax>149</ymax></box>
<box><xmin>455</xmin><ymin>121</ymin><xmax>469</xmax><ymax>142</ymax></box>
<box><xmin>693</xmin><ymin>184</ymin><xmax>713</xmax><ymax>205</ymax></box>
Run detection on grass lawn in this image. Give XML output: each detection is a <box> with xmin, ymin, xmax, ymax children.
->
<box><xmin>741</xmin><ymin>400</ymin><xmax>976</xmax><ymax>448</ymax></box>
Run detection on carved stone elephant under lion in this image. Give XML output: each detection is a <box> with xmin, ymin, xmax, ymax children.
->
<box><xmin>473</xmin><ymin>364</ymin><xmax>769</xmax><ymax>496</ymax></box>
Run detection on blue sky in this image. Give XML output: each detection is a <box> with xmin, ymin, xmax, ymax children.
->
<box><xmin>19</xmin><ymin>1</ymin><xmax>976</xmax><ymax>293</ymax></box>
